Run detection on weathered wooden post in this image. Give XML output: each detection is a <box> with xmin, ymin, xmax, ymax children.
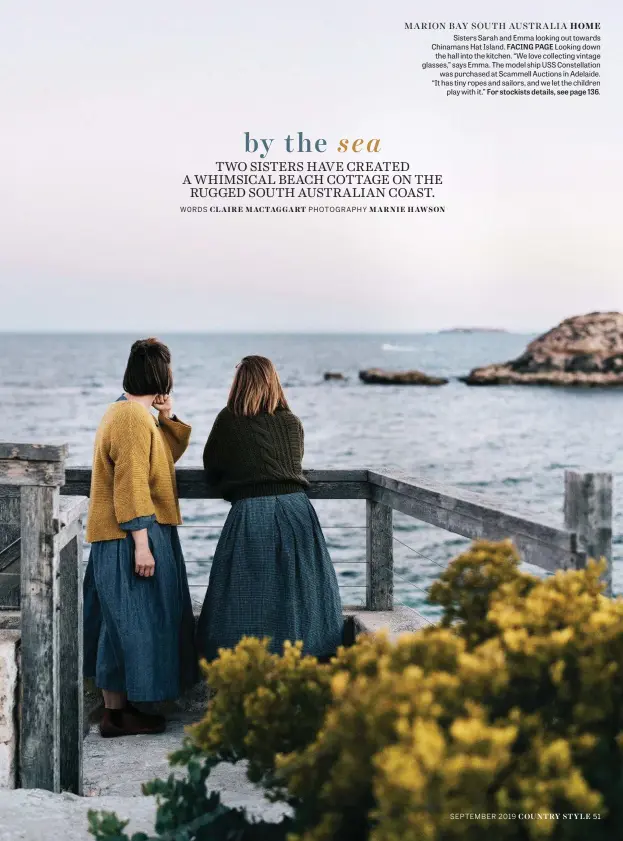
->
<box><xmin>564</xmin><ymin>470</ymin><xmax>613</xmax><ymax>595</ymax></box>
<box><xmin>366</xmin><ymin>499</ymin><xmax>393</xmax><ymax>610</ymax></box>
<box><xmin>58</xmin><ymin>500</ymin><xmax>85</xmax><ymax>795</ymax></box>
<box><xmin>0</xmin><ymin>444</ymin><xmax>66</xmax><ymax>792</ymax></box>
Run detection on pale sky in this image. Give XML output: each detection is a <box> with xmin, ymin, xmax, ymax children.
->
<box><xmin>1</xmin><ymin>0</ymin><xmax>621</xmax><ymax>332</ymax></box>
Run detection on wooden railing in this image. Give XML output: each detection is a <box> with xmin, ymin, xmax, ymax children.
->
<box><xmin>64</xmin><ymin>464</ymin><xmax>614</xmax><ymax>599</ymax></box>
<box><xmin>0</xmin><ymin>446</ymin><xmax>614</xmax><ymax>795</ymax></box>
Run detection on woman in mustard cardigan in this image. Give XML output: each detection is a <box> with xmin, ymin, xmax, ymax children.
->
<box><xmin>83</xmin><ymin>338</ymin><xmax>197</xmax><ymax>738</ymax></box>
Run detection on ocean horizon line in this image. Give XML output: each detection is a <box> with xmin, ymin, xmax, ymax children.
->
<box><xmin>0</xmin><ymin>328</ymin><xmax>536</xmax><ymax>337</ymax></box>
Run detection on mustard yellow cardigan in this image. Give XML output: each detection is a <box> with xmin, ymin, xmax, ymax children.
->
<box><xmin>86</xmin><ymin>401</ymin><xmax>191</xmax><ymax>543</ymax></box>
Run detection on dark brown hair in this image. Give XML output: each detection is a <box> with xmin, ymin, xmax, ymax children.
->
<box><xmin>122</xmin><ymin>338</ymin><xmax>173</xmax><ymax>396</ymax></box>
<box><xmin>227</xmin><ymin>355</ymin><xmax>289</xmax><ymax>417</ymax></box>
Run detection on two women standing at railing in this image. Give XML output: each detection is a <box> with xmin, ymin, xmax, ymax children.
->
<box><xmin>84</xmin><ymin>343</ymin><xmax>342</xmax><ymax>737</ymax></box>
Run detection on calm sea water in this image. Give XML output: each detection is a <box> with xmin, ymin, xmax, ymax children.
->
<box><xmin>1</xmin><ymin>332</ymin><xmax>621</xmax><ymax>614</ymax></box>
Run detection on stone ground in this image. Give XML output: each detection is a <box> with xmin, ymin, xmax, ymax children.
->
<box><xmin>0</xmin><ymin>712</ymin><xmax>289</xmax><ymax>840</ymax></box>
<box><xmin>83</xmin><ymin>713</ymin><xmax>192</xmax><ymax>797</ymax></box>
<box><xmin>0</xmin><ymin>789</ymin><xmax>157</xmax><ymax>841</ymax></box>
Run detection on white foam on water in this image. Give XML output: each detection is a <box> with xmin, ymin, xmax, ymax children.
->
<box><xmin>381</xmin><ymin>343</ymin><xmax>417</xmax><ymax>352</ymax></box>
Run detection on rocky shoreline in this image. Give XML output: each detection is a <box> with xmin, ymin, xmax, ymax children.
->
<box><xmin>323</xmin><ymin>314</ymin><xmax>623</xmax><ymax>388</ymax></box>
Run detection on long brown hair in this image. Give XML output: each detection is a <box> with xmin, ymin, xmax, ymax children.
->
<box><xmin>227</xmin><ymin>356</ymin><xmax>290</xmax><ymax>417</ymax></box>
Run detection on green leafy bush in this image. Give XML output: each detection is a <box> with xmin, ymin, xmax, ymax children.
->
<box><xmin>90</xmin><ymin>540</ymin><xmax>623</xmax><ymax>841</ymax></box>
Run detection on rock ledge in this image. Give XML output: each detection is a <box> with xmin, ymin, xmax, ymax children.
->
<box><xmin>359</xmin><ymin>368</ymin><xmax>448</xmax><ymax>386</ymax></box>
<box><xmin>461</xmin><ymin>312</ymin><xmax>623</xmax><ymax>386</ymax></box>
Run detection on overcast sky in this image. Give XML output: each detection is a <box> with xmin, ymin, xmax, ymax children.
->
<box><xmin>1</xmin><ymin>0</ymin><xmax>621</xmax><ymax>332</ymax></box>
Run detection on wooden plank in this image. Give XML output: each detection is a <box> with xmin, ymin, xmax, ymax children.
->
<box><xmin>0</xmin><ymin>444</ymin><xmax>67</xmax><ymax>462</ymax></box>
<box><xmin>19</xmin><ymin>485</ymin><xmax>61</xmax><ymax>792</ymax></box>
<box><xmin>305</xmin><ymin>469</ymin><xmax>369</xmax><ymax>483</ymax></box>
<box><xmin>63</xmin><ymin>467</ymin><xmax>371</xmax><ymax>500</ymax></box>
<box><xmin>564</xmin><ymin>471</ymin><xmax>613</xmax><ymax>594</ymax></box>
<box><xmin>368</xmin><ymin>468</ymin><xmax>573</xmax><ymax>550</ymax></box>
<box><xmin>0</xmin><ymin>460</ymin><xmax>66</xmax><ymax>487</ymax></box>
<box><xmin>368</xmin><ymin>468</ymin><xmax>576</xmax><ymax>572</ymax></box>
<box><xmin>370</xmin><ymin>484</ymin><xmax>572</xmax><ymax>573</ymax></box>
<box><xmin>366</xmin><ymin>500</ymin><xmax>393</xmax><ymax>610</ymax></box>
<box><xmin>57</xmin><ymin>518</ymin><xmax>83</xmax><ymax>551</ymax></box>
<box><xmin>61</xmin><ymin>468</ymin><xmax>91</xmax><ymax>497</ymax></box>
<box><xmin>58</xmin><ymin>532</ymin><xmax>84</xmax><ymax>794</ymax></box>
<box><xmin>308</xmin><ymin>481</ymin><xmax>369</xmax><ymax>500</ymax></box>
<box><xmin>58</xmin><ymin>496</ymin><xmax>89</xmax><ymax>528</ymax></box>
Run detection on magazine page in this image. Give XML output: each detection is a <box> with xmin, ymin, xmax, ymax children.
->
<box><xmin>0</xmin><ymin>1</ymin><xmax>621</xmax><ymax>837</ymax></box>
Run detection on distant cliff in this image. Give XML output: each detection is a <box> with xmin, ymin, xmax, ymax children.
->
<box><xmin>439</xmin><ymin>327</ymin><xmax>508</xmax><ymax>334</ymax></box>
<box><xmin>461</xmin><ymin>312</ymin><xmax>623</xmax><ymax>386</ymax></box>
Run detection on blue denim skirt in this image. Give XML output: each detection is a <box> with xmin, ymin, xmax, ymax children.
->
<box><xmin>83</xmin><ymin>521</ymin><xmax>198</xmax><ymax>701</ymax></box>
<box><xmin>197</xmin><ymin>492</ymin><xmax>343</xmax><ymax>661</ymax></box>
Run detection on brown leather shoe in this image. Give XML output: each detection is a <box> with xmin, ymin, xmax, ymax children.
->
<box><xmin>126</xmin><ymin>703</ymin><xmax>166</xmax><ymax>732</ymax></box>
<box><xmin>99</xmin><ymin>706</ymin><xmax>166</xmax><ymax>738</ymax></box>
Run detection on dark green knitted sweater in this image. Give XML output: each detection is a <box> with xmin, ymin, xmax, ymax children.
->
<box><xmin>203</xmin><ymin>407</ymin><xmax>309</xmax><ymax>502</ymax></box>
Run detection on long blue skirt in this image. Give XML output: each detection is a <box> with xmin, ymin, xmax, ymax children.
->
<box><xmin>83</xmin><ymin>522</ymin><xmax>198</xmax><ymax>701</ymax></box>
<box><xmin>197</xmin><ymin>492</ymin><xmax>343</xmax><ymax>661</ymax></box>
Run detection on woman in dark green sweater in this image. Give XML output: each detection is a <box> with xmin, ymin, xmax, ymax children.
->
<box><xmin>197</xmin><ymin>355</ymin><xmax>343</xmax><ymax>660</ymax></box>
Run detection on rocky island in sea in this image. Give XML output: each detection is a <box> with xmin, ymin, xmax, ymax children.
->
<box><xmin>359</xmin><ymin>368</ymin><xmax>448</xmax><ymax>385</ymax></box>
<box><xmin>461</xmin><ymin>312</ymin><xmax>623</xmax><ymax>386</ymax></box>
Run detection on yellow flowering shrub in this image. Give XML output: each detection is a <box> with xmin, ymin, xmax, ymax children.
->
<box><xmin>428</xmin><ymin>538</ymin><xmax>528</xmax><ymax>647</ymax></box>
<box><xmin>91</xmin><ymin>540</ymin><xmax>622</xmax><ymax>841</ymax></box>
<box><xmin>189</xmin><ymin>636</ymin><xmax>333</xmax><ymax>781</ymax></box>
<box><xmin>186</xmin><ymin>541</ymin><xmax>623</xmax><ymax>840</ymax></box>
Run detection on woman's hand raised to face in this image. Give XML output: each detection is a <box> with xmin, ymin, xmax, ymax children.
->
<box><xmin>153</xmin><ymin>394</ymin><xmax>173</xmax><ymax>418</ymax></box>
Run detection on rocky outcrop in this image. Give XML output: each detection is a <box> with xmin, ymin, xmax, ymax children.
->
<box><xmin>359</xmin><ymin>368</ymin><xmax>448</xmax><ymax>386</ymax></box>
<box><xmin>461</xmin><ymin>312</ymin><xmax>623</xmax><ymax>386</ymax></box>
<box><xmin>324</xmin><ymin>372</ymin><xmax>347</xmax><ymax>381</ymax></box>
